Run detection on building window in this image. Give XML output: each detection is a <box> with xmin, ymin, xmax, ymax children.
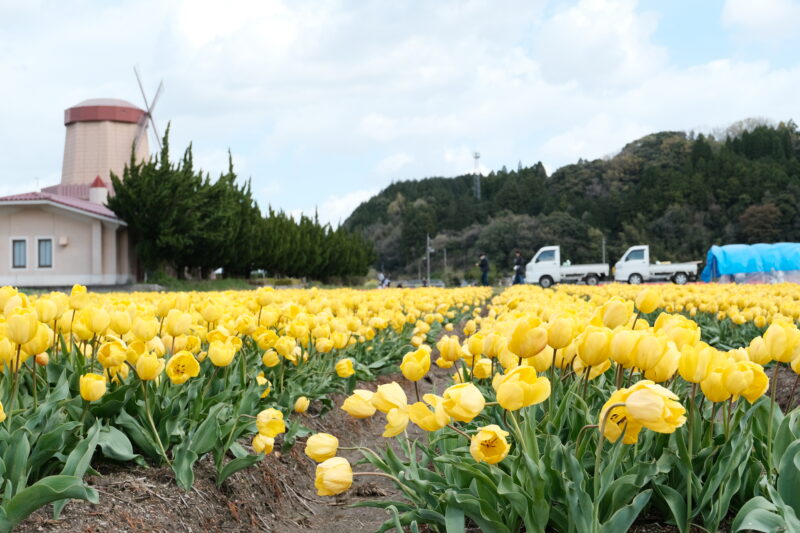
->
<box><xmin>12</xmin><ymin>240</ymin><xmax>26</xmax><ymax>268</ymax></box>
<box><xmin>38</xmin><ymin>239</ymin><xmax>53</xmax><ymax>268</ymax></box>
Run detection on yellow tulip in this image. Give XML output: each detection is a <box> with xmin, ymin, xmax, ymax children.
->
<box><xmin>315</xmin><ymin>337</ymin><xmax>334</xmax><ymax>353</ymax></box>
<box><xmin>547</xmin><ymin>316</ymin><xmax>574</xmax><ymax>350</ymax></box>
<box><xmin>442</xmin><ymin>383</ymin><xmax>485</xmax><ymax>423</ymax></box>
<box><xmin>407</xmin><ymin>394</ymin><xmax>450</xmax><ymax>431</ymax></box>
<box><xmin>305</xmin><ymin>433</ymin><xmax>339</xmax><ymax>462</ymax></box>
<box><xmin>469</xmin><ymin>424</ymin><xmax>511</xmax><ymax>464</ymax></box>
<box><xmin>400</xmin><ymin>347</ymin><xmax>431</xmax><ymax>382</ymax></box>
<box><xmin>136</xmin><ymin>354</ymin><xmax>165</xmax><ymax>381</ymax></box>
<box><xmin>747</xmin><ymin>336</ymin><xmax>771</xmax><ymax>365</ymax></box>
<box><xmin>165</xmin><ymin>351</ymin><xmax>200</xmax><ymax>385</ymax></box>
<box><xmin>623</xmin><ymin>380</ymin><xmax>686</xmax><ymax>434</ymax></box>
<box><xmin>6</xmin><ymin>307</ymin><xmax>38</xmax><ymax>345</ymax></box>
<box><xmin>635</xmin><ymin>288</ymin><xmax>660</xmax><ymax>314</ymax></box>
<box><xmin>315</xmin><ymin>457</ymin><xmax>353</xmax><ymax>496</ymax></box>
<box><xmin>262</xmin><ymin>349</ymin><xmax>280</xmax><ymax>367</ymax></box>
<box><xmin>79</xmin><ymin>373</ymin><xmax>107</xmax><ymax>402</ymax></box>
<box><xmin>437</xmin><ymin>335</ymin><xmax>464</xmax><ymax>362</ymax></box>
<box><xmin>507</xmin><ymin>319</ymin><xmax>548</xmax><ymax>359</ymax></box>
<box><xmin>335</xmin><ymin>358</ymin><xmax>355</xmax><ymax>378</ymax></box>
<box><xmin>371</xmin><ymin>382</ymin><xmax>407</xmax><ymax>413</ymax></box>
<box><xmin>341</xmin><ymin>389</ymin><xmax>376</xmax><ymax>418</ymax></box>
<box><xmin>208</xmin><ymin>340</ymin><xmax>236</xmax><ymax>367</ymax></box>
<box><xmin>164</xmin><ymin>309</ymin><xmax>192</xmax><ymax>338</ymax></box>
<box><xmin>294</xmin><ymin>396</ymin><xmax>310</xmax><ymax>413</ymax></box>
<box><xmin>493</xmin><ymin>366</ymin><xmax>550</xmax><ymax>411</ymax></box>
<box><xmin>576</xmin><ymin>326</ymin><xmax>612</xmax><ymax>367</ymax></box>
<box><xmin>382</xmin><ymin>407</ymin><xmax>410</xmax><ymax>437</ymax></box>
<box><xmin>252</xmin><ymin>434</ymin><xmax>274</xmax><ymax>454</ymax></box>
<box><xmin>256</xmin><ymin>408</ymin><xmax>286</xmax><ymax>437</ymax></box>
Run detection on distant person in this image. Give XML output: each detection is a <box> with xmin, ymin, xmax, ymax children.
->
<box><xmin>377</xmin><ymin>271</ymin><xmax>385</xmax><ymax>288</ymax></box>
<box><xmin>513</xmin><ymin>250</ymin><xmax>525</xmax><ymax>285</ymax></box>
<box><xmin>383</xmin><ymin>274</ymin><xmax>392</xmax><ymax>288</ymax></box>
<box><xmin>477</xmin><ymin>254</ymin><xmax>490</xmax><ymax>286</ymax></box>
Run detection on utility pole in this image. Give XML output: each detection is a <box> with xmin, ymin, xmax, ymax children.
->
<box><xmin>426</xmin><ymin>234</ymin><xmax>432</xmax><ymax>285</ymax></box>
<box><xmin>443</xmin><ymin>247</ymin><xmax>447</xmax><ymax>272</ymax></box>
<box><xmin>473</xmin><ymin>152</ymin><xmax>481</xmax><ymax>200</ymax></box>
<box><xmin>602</xmin><ymin>236</ymin><xmax>607</xmax><ymax>264</ymax></box>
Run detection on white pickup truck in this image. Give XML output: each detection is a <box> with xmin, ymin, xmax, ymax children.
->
<box><xmin>525</xmin><ymin>246</ymin><xmax>609</xmax><ymax>288</ymax></box>
<box><xmin>613</xmin><ymin>245</ymin><xmax>699</xmax><ymax>285</ymax></box>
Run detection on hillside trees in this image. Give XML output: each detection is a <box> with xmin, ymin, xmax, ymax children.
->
<box><xmin>344</xmin><ymin>120</ymin><xmax>800</xmax><ymax>274</ymax></box>
<box><xmin>109</xmin><ymin>128</ymin><xmax>374</xmax><ymax>281</ymax></box>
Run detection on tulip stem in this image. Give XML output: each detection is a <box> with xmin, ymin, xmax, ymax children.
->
<box><xmin>549</xmin><ymin>349</ymin><xmax>557</xmax><ymax>413</ymax></box>
<box><xmin>141</xmin><ymin>381</ymin><xmax>171</xmax><ymax>466</ymax></box>
<box><xmin>686</xmin><ymin>383</ymin><xmax>697</xmax><ymax>532</ymax></box>
<box><xmin>574</xmin><ymin>424</ymin><xmax>598</xmax><ymax>459</ymax></box>
<box><xmin>614</xmin><ymin>363</ymin><xmax>624</xmax><ymax>389</ymax></box>
<box><xmin>7</xmin><ymin>345</ymin><xmax>22</xmax><ymax>428</ymax></box>
<box><xmin>594</xmin><ymin>403</ymin><xmax>626</xmax><ymax>531</ymax></box>
<box><xmin>29</xmin><ymin>360</ymin><xmax>37</xmax><ymax>410</ymax></box>
<box><xmin>413</xmin><ymin>381</ymin><xmax>421</xmax><ymax>402</ymax></box>
<box><xmin>767</xmin><ymin>363</ymin><xmax>780</xmax><ymax>478</ymax></box>
<box><xmin>631</xmin><ymin>310</ymin><xmax>641</xmax><ymax>330</ymax></box>
<box><xmin>447</xmin><ymin>424</ymin><xmax>471</xmax><ymax>440</ymax></box>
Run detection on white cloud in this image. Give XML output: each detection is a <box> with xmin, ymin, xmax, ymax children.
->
<box><xmin>722</xmin><ymin>0</ymin><xmax>800</xmax><ymax>41</ymax></box>
<box><xmin>313</xmin><ymin>189</ymin><xmax>378</xmax><ymax>227</ymax></box>
<box><xmin>376</xmin><ymin>153</ymin><xmax>413</xmax><ymax>176</ymax></box>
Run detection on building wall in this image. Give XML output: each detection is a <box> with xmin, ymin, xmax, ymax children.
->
<box><xmin>0</xmin><ymin>204</ymin><xmax>133</xmax><ymax>286</ymax></box>
<box><xmin>61</xmin><ymin>120</ymin><xmax>149</xmax><ymax>186</ymax></box>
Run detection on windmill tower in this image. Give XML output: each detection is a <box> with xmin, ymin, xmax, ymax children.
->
<box><xmin>60</xmin><ymin>69</ymin><xmax>162</xmax><ymax>186</ymax></box>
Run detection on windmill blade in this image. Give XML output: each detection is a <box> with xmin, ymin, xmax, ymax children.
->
<box><xmin>147</xmin><ymin>81</ymin><xmax>164</xmax><ymax>148</ymax></box>
<box><xmin>134</xmin><ymin>66</ymin><xmax>151</xmax><ymax>110</ymax></box>
<box><xmin>133</xmin><ymin>114</ymin><xmax>148</xmax><ymax>150</ymax></box>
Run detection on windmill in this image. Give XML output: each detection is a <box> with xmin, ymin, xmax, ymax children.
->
<box><xmin>133</xmin><ymin>66</ymin><xmax>164</xmax><ymax>151</ymax></box>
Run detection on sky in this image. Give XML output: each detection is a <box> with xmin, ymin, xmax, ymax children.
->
<box><xmin>1</xmin><ymin>0</ymin><xmax>799</xmax><ymax>226</ymax></box>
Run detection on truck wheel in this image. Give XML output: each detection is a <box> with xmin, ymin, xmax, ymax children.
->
<box><xmin>539</xmin><ymin>276</ymin><xmax>554</xmax><ymax>289</ymax></box>
<box><xmin>585</xmin><ymin>274</ymin><xmax>599</xmax><ymax>286</ymax></box>
<box><xmin>628</xmin><ymin>273</ymin><xmax>643</xmax><ymax>285</ymax></box>
<box><xmin>674</xmin><ymin>272</ymin><xmax>688</xmax><ymax>285</ymax></box>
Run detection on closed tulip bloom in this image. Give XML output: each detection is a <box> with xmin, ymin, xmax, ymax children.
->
<box><xmin>741</xmin><ymin>362</ymin><xmax>769</xmax><ymax>403</ymax></box>
<box><xmin>201</xmin><ymin>304</ymin><xmax>222</xmax><ymax>324</ymax></box>
<box><xmin>494</xmin><ymin>366</ymin><xmax>551</xmax><ymax>411</ymax></box>
<box><xmin>305</xmin><ymin>433</ymin><xmax>339</xmax><ymax>462</ymax></box>
<box><xmin>598</xmin><ymin>298</ymin><xmax>633</xmax><ymax>329</ymax></box>
<box><xmin>274</xmin><ymin>336</ymin><xmax>297</xmax><ymax>358</ymax></box>
<box><xmin>97</xmin><ymin>339</ymin><xmax>127</xmax><ymax>369</ymax></box>
<box><xmin>294</xmin><ymin>396</ymin><xmax>310</xmax><ymax>413</ymax></box>
<box><xmin>6</xmin><ymin>307</ymin><xmax>39</xmax><ymax>345</ymax></box>
<box><xmin>136</xmin><ymin>354</ymin><xmax>165</xmax><ymax>381</ymax></box>
<box><xmin>0</xmin><ymin>401</ymin><xmax>6</xmax><ymax>423</ymax></box>
<box><xmin>69</xmin><ymin>284</ymin><xmax>89</xmax><ymax>310</ymax></box>
<box><xmin>435</xmin><ymin>356</ymin><xmax>454</xmax><ymax>369</ymax></box>
<box><xmin>165</xmin><ymin>351</ymin><xmax>200</xmax><ymax>385</ymax></box>
<box><xmin>382</xmin><ymin>407</ymin><xmax>410</xmax><ymax>437</ymax></box>
<box><xmin>470</xmin><ymin>424</ymin><xmax>511</xmax><ymax>464</ymax></box>
<box><xmin>371</xmin><ymin>382</ymin><xmax>408</xmax><ymax>413</ymax></box>
<box><xmin>34</xmin><ymin>298</ymin><xmax>58</xmax><ymax>324</ymax></box>
<box><xmin>208</xmin><ymin>340</ymin><xmax>237</xmax><ymax>367</ymax></box>
<box><xmin>678</xmin><ymin>344</ymin><xmax>715</xmax><ymax>383</ymax></box>
<box><xmin>132</xmin><ymin>317</ymin><xmax>159</xmax><ymax>341</ymax></box>
<box><xmin>341</xmin><ymin>389</ymin><xmax>377</xmax><ymax>418</ymax></box>
<box><xmin>256</xmin><ymin>408</ymin><xmax>287</xmax><ymax>437</ymax></box>
<box><xmin>547</xmin><ymin>316</ymin><xmax>574</xmax><ymax>350</ymax></box>
<box><xmin>262</xmin><ymin>349</ymin><xmax>280</xmax><ymax>368</ymax></box>
<box><xmin>442</xmin><ymin>383</ymin><xmax>485</xmax><ymax>422</ymax></box>
<box><xmin>747</xmin><ymin>336</ymin><xmax>771</xmax><ymax>365</ymax></box>
<box><xmin>84</xmin><ymin>307</ymin><xmax>111</xmax><ymax>335</ymax></box>
<box><xmin>482</xmin><ymin>332</ymin><xmax>507</xmax><ymax>359</ymax></box>
<box><xmin>472</xmin><ymin>357</ymin><xmax>493</xmax><ymax>379</ymax></box>
<box><xmin>574</xmin><ymin>357</ymin><xmax>611</xmax><ymax>380</ymax></box>
<box><xmin>437</xmin><ymin>335</ymin><xmax>464</xmax><ymax>362</ymax></box>
<box><xmin>79</xmin><ymin>373</ymin><xmax>107</xmax><ymax>402</ymax></box>
<box><xmin>723</xmin><ymin>361</ymin><xmax>755</xmax><ymax>396</ymax></box>
<box><xmin>315</xmin><ymin>457</ymin><xmax>353</xmax><ymax>496</ymax></box>
<box><xmin>400</xmin><ymin>347</ymin><xmax>431</xmax><ymax>382</ymax></box>
<box><xmin>164</xmin><ymin>309</ymin><xmax>192</xmax><ymax>338</ymax></box>
<box><xmin>635</xmin><ymin>288</ymin><xmax>660</xmax><ymax>314</ymax></box>
<box><xmin>408</xmin><ymin>394</ymin><xmax>450</xmax><ymax>431</ymax></box>
<box><xmin>335</xmin><ymin>358</ymin><xmax>355</xmax><ymax>378</ymax></box>
<box><xmin>315</xmin><ymin>337</ymin><xmax>334</xmax><ymax>353</ymax></box>
<box><xmin>576</xmin><ymin>326</ymin><xmax>612</xmax><ymax>367</ymax></box>
<box><xmin>466</xmin><ymin>334</ymin><xmax>484</xmax><ymax>358</ymax></box>
<box><xmin>35</xmin><ymin>352</ymin><xmax>49</xmax><ymax>366</ymax></box>
<box><xmin>109</xmin><ymin>310</ymin><xmax>131</xmax><ymax>336</ymax></box>
<box><xmin>609</xmin><ymin>329</ymin><xmax>641</xmax><ymax>368</ymax></box>
<box><xmin>21</xmin><ymin>323</ymin><xmax>52</xmax><ymax>356</ymax></box>
<box><xmin>643</xmin><ymin>342</ymin><xmax>680</xmax><ymax>383</ymax></box>
<box><xmin>633</xmin><ymin>334</ymin><xmax>667</xmax><ymax>371</ymax></box>
<box><xmin>764</xmin><ymin>321</ymin><xmax>800</xmax><ymax>363</ymax></box>
<box><xmin>700</xmin><ymin>371</ymin><xmax>731</xmax><ymax>403</ymax></box>
<box><xmin>624</xmin><ymin>380</ymin><xmax>686</xmax><ymax>434</ymax></box>
<box><xmin>252</xmin><ymin>434</ymin><xmax>274</xmax><ymax>455</ymax></box>
<box><xmin>508</xmin><ymin>319</ymin><xmax>548</xmax><ymax>359</ymax></box>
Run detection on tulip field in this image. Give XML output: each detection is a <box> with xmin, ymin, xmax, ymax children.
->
<box><xmin>1</xmin><ymin>283</ymin><xmax>800</xmax><ymax>532</ymax></box>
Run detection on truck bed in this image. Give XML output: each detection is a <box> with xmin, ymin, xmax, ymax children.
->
<box><xmin>560</xmin><ymin>264</ymin><xmax>610</xmax><ymax>276</ymax></box>
<box><xmin>649</xmin><ymin>262</ymin><xmax>699</xmax><ymax>275</ymax></box>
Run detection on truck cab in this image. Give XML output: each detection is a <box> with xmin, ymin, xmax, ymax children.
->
<box><xmin>526</xmin><ymin>246</ymin><xmax>609</xmax><ymax>288</ymax></box>
<box><xmin>614</xmin><ymin>245</ymin><xmax>698</xmax><ymax>284</ymax></box>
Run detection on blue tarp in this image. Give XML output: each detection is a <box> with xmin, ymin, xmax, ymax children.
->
<box><xmin>700</xmin><ymin>243</ymin><xmax>800</xmax><ymax>281</ymax></box>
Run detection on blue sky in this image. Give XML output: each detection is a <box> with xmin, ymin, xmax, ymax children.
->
<box><xmin>1</xmin><ymin>0</ymin><xmax>799</xmax><ymax>225</ymax></box>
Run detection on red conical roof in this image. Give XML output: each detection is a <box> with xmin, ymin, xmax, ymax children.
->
<box><xmin>90</xmin><ymin>176</ymin><xmax>107</xmax><ymax>188</ymax></box>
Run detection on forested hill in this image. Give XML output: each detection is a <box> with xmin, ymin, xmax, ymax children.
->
<box><xmin>343</xmin><ymin>121</ymin><xmax>800</xmax><ymax>276</ymax></box>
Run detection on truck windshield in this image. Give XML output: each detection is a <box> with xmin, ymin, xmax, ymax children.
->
<box><xmin>625</xmin><ymin>249</ymin><xmax>645</xmax><ymax>262</ymax></box>
<box><xmin>536</xmin><ymin>250</ymin><xmax>556</xmax><ymax>263</ymax></box>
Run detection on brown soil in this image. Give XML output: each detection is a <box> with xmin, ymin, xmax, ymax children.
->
<box><xmin>17</xmin><ymin>368</ymin><xmax>454</xmax><ymax>533</ymax></box>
